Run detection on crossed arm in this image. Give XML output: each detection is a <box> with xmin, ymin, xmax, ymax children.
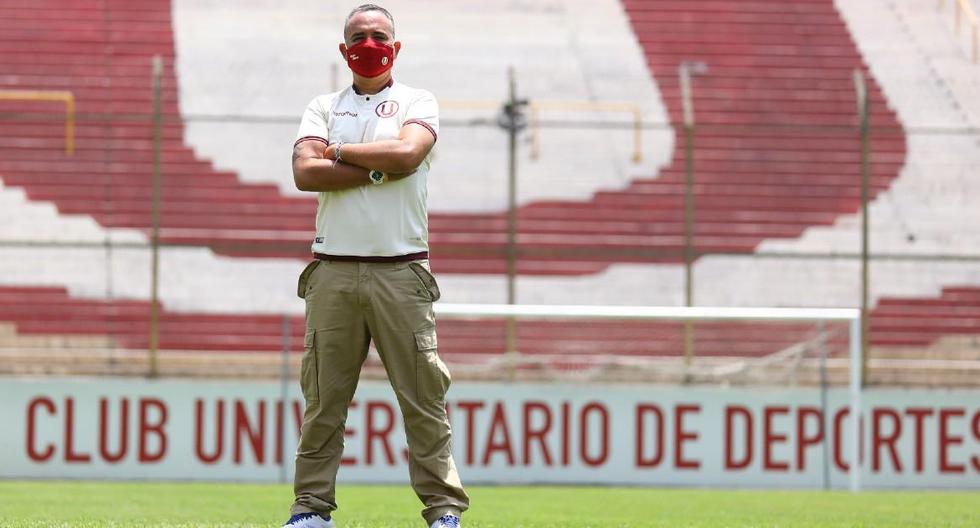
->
<box><xmin>292</xmin><ymin>124</ymin><xmax>436</xmax><ymax>192</ymax></box>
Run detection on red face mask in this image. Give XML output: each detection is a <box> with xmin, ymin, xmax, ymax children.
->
<box><xmin>345</xmin><ymin>39</ymin><xmax>395</xmax><ymax>78</ymax></box>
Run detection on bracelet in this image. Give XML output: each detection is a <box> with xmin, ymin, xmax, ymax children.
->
<box><xmin>334</xmin><ymin>141</ymin><xmax>344</xmax><ymax>163</ymax></box>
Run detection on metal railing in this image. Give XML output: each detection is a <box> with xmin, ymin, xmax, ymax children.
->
<box><xmin>527</xmin><ymin>100</ymin><xmax>643</xmax><ymax>162</ymax></box>
<box><xmin>940</xmin><ymin>0</ymin><xmax>980</xmax><ymax>62</ymax></box>
<box><xmin>0</xmin><ymin>90</ymin><xmax>75</xmax><ymax>155</ymax></box>
<box><xmin>439</xmin><ymin>98</ymin><xmax>644</xmax><ymax>163</ymax></box>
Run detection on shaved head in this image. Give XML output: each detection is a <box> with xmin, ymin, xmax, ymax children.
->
<box><xmin>344</xmin><ymin>4</ymin><xmax>395</xmax><ymax>40</ymax></box>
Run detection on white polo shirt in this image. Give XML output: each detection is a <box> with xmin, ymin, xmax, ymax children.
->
<box><xmin>295</xmin><ymin>81</ymin><xmax>439</xmax><ymax>257</ymax></box>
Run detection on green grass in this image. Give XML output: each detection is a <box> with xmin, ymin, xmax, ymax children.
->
<box><xmin>0</xmin><ymin>481</ymin><xmax>976</xmax><ymax>527</ymax></box>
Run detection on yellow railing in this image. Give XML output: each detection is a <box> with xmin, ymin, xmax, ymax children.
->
<box><xmin>528</xmin><ymin>100</ymin><xmax>642</xmax><ymax>163</ymax></box>
<box><xmin>940</xmin><ymin>0</ymin><xmax>980</xmax><ymax>63</ymax></box>
<box><xmin>440</xmin><ymin>98</ymin><xmax>644</xmax><ymax>163</ymax></box>
<box><xmin>0</xmin><ymin>90</ymin><xmax>75</xmax><ymax>155</ymax></box>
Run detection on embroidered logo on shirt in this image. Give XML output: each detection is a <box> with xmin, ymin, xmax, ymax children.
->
<box><xmin>332</xmin><ymin>110</ymin><xmax>358</xmax><ymax>117</ymax></box>
<box><xmin>375</xmin><ymin>100</ymin><xmax>399</xmax><ymax>118</ymax></box>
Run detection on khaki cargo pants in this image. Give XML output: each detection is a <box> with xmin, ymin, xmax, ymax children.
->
<box><xmin>290</xmin><ymin>259</ymin><xmax>469</xmax><ymax>525</ymax></box>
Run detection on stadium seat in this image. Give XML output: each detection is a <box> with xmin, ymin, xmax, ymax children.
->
<box><xmin>0</xmin><ymin>0</ymin><xmax>977</xmax><ymax>375</ymax></box>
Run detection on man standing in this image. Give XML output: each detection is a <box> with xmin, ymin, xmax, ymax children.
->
<box><xmin>284</xmin><ymin>5</ymin><xmax>468</xmax><ymax>528</ymax></box>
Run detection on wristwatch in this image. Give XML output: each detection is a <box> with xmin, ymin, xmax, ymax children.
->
<box><xmin>333</xmin><ymin>141</ymin><xmax>344</xmax><ymax>162</ymax></box>
<box><xmin>368</xmin><ymin>169</ymin><xmax>387</xmax><ymax>185</ymax></box>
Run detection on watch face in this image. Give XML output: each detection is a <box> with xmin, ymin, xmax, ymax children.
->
<box><xmin>370</xmin><ymin>170</ymin><xmax>384</xmax><ymax>184</ymax></box>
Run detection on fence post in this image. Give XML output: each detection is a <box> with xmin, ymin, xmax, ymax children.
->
<box><xmin>498</xmin><ymin>66</ymin><xmax>528</xmax><ymax>377</ymax></box>
<box><xmin>817</xmin><ymin>320</ymin><xmax>830</xmax><ymax>491</ymax></box>
<box><xmin>148</xmin><ymin>55</ymin><xmax>163</xmax><ymax>378</ymax></box>
<box><xmin>678</xmin><ymin>61</ymin><xmax>706</xmax><ymax>372</ymax></box>
<box><xmin>848</xmin><ymin>317</ymin><xmax>863</xmax><ymax>493</ymax></box>
<box><xmin>280</xmin><ymin>315</ymin><xmax>291</xmax><ymax>483</ymax></box>
<box><xmin>853</xmin><ymin>70</ymin><xmax>871</xmax><ymax>387</ymax></box>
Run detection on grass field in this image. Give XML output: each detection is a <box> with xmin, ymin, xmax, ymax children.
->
<box><xmin>0</xmin><ymin>481</ymin><xmax>977</xmax><ymax>527</ymax></box>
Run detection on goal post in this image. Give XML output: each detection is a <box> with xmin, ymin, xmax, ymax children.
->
<box><xmin>435</xmin><ymin>303</ymin><xmax>864</xmax><ymax>492</ymax></box>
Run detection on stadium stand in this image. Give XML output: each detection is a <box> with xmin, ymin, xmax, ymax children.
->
<box><xmin>765</xmin><ymin>0</ymin><xmax>980</xmax><ymax>257</ymax></box>
<box><xmin>2</xmin><ymin>281</ymin><xmax>978</xmax><ymax>385</ymax></box>
<box><xmin>0</xmin><ymin>0</ymin><xmax>977</xmax><ymax>382</ymax></box>
<box><xmin>0</xmin><ymin>282</ymin><xmax>976</xmax><ymax>355</ymax></box>
<box><xmin>0</xmin><ymin>0</ymin><xmax>902</xmax><ymax>273</ymax></box>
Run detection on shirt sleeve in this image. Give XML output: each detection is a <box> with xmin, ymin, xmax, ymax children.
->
<box><xmin>294</xmin><ymin>97</ymin><xmax>329</xmax><ymax>146</ymax></box>
<box><xmin>403</xmin><ymin>90</ymin><xmax>439</xmax><ymax>142</ymax></box>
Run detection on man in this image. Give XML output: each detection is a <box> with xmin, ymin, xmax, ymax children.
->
<box><xmin>283</xmin><ymin>5</ymin><xmax>469</xmax><ymax>528</ymax></box>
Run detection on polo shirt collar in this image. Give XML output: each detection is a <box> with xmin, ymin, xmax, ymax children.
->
<box><xmin>351</xmin><ymin>78</ymin><xmax>394</xmax><ymax>103</ymax></box>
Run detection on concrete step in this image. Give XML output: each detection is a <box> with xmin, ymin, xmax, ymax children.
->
<box><xmin>0</xmin><ymin>322</ymin><xmax>115</xmax><ymax>348</ymax></box>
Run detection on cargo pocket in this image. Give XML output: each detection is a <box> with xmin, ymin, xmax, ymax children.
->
<box><xmin>415</xmin><ymin>327</ymin><xmax>450</xmax><ymax>402</ymax></box>
<box><xmin>408</xmin><ymin>261</ymin><xmax>441</xmax><ymax>302</ymax></box>
<box><xmin>300</xmin><ymin>329</ymin><xmax>319</xmax><ymax>402</ymax></box>
<box><xmin>297</xmin><ymin>260</ymin><xmax>320</xmax><ymax>299</ymax></box>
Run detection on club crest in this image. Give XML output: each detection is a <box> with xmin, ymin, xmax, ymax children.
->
<box><xmin>375</xmin><ymin>100</ymin><xmax>399</xmax><ymax>118</ymax></box>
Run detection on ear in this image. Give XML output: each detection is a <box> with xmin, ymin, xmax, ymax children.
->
<box><xmin>393</xmin><ymin>41</ymin><xmax>402</xmax><ymax>58</ymax></box>
<box><xmin>339</xmin><ymin>43</ymin><xmax>348</xmax><ymax>60</ymax></box>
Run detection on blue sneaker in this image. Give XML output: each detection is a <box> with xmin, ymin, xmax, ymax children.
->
<box><xmin>283</xmin><ymin>512</ymin><xmax>335</xmax><ymax>528</ymax></box>
<box><xmin>429</xmin><ymin>514</ymin><xmax>460</xmax><ymax>528</ymax></box>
